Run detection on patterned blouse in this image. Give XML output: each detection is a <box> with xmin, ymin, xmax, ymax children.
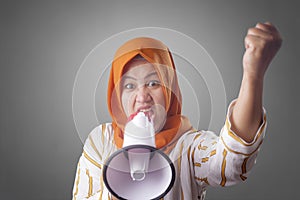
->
<box><xmin>72</xmin><ymin>101</ymin><xmax>266</xmax><ymax>200</ymax></box>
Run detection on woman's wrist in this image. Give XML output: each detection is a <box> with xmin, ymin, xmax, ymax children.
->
<box><xmin>242</xmin><ymin>70</ymin><xmax>264</xmax><ymax>86</ymax></box>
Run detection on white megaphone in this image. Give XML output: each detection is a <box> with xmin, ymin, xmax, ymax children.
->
<box><xmin>103</xmin><ymin>112</ymin><xmax>175</xmax><ymax>200</ymax></box>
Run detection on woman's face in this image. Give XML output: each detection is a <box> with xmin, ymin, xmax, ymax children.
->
<box><xmin>121</xmin><ymin>59</ymin><xmax>166</xmax><ymax>132</ymax></box>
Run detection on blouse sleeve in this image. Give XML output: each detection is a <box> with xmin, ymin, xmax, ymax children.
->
<box><xmin>72</xmin><ymin>124</ymin><xmax>116</xmax><ymax>200</ymax></box>
<box><xmin>193</xmin><ymin>100</ymin><xmax>267</xmax><ymax>187</ymax></box>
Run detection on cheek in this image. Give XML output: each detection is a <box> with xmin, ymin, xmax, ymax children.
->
<box><xmin>153</xmin><ymin>104</ymin><xmax>167</xmax><ymax>132</ymax></box>
<box><xmin>152</xmin><ymin>89</ymin><xmax>167</xmax><ymax>131</ymax></box>
<box><xmin>159</xmin><ymin>95</ymin><xmax>166</xmax><ymax>108</ymax></box>
<box><xmin>121</xmin><ymin>92</ymin><xmax>134</xmax><ymax>117</ymax></box>
<box><xmin>154</xmin><ymin>89</ymin><xmax>166</xmax><ymax>108</ymax></box>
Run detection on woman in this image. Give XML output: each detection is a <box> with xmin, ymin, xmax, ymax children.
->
<box><xmin>72</xmin><ymin>22</ymin><xmax>282</xmax><ymax>200</ymax></box>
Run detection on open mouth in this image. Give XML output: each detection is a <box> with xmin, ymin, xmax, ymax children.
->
<box><xmin>128</xmin><ymin>108</ymin><xmax>154</xmax><ymax>122</ymax></box>
<box><xmin>139</xmin><ymin>108</ymin><xmax>151</xmax><ymax>113</ymax></box>
<box><xmin>140</xmin><ymin>108</ymin><xmax>153</xmax><ymax>122</ymax></box>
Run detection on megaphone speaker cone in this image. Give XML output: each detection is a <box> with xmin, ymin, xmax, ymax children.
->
<box><xmin>103</xmin><ymin>145</ymin><xmax>175</xmax><ymax>200</ymax></box>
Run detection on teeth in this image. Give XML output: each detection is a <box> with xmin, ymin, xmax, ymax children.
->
<box><xmin>140</xmin><ymin>108</ymin><xmax>151</xmax><ymax>112</ymax></box>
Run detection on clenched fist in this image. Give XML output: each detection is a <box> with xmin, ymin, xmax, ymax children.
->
<box><xmin>243</xmin><ymin>22</ymin><xmax>282</xmax><ymax>79</ymax></box>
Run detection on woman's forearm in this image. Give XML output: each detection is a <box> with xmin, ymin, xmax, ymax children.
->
<box><xmin>231</xmin><ymin>73</ymin><xmax>264</xmax><ymax>142</ymax></box>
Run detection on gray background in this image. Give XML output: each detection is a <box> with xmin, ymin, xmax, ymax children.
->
<box><xmin>1</xmin><ymin>0</ymin><xmax>299</xmax><ymax>199</ymax></box>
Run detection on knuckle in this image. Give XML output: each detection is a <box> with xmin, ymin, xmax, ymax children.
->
<box><xmin>259</xmin><ymin>38</ymin><xmax>268</xmax><ymax>46</ymax></box>
<box><xmin>244</xmin><ymin>36</ymin><xmax>251</xmax><ymax>45</ymax></box>
<box><xmin>245</xmin><ymin>34</ymin><xmax>252</xmax><ymax>41</ymax></box>
<box><xmin>247</xmin><ymin>27</ymin><xmax>256</xmax><ymax>35</ymax></box>
<box><xmin>255</xmin><ymin>22</ymin><xmax>263</xmax><ymax>28</ymax></box>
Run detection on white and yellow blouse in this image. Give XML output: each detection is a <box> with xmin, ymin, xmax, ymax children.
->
<box><xmin>72</xmin><ymin>101</ymin><xmax>267</xmax><ymax>200</ymax></box>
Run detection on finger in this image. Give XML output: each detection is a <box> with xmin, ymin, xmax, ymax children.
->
<box><xmin>244</xmin><ymin>33</ymin><xmax>267</xmax><ymax>50</ymax></box>
<box><xmin>255</xmin><ymin>22</ymin><xmax>282</xmax><ymax>44</ymax></box>
<box><xmin>255</xmin><ymin>22</ymin><xmax>277</xmax><ymax>33</ymax></box>
<box><xmin>247</xmin><ymin>27</ymin><xmax>273</xmax><ymax>40</ymax></box>
<box><xmin>264</xmin><ymin>21</ymin><xmax>273</xmax><ymax>26</ymax></box>
<box><xmin>244</xmin><ymin>34</ymin><xmax>254</xmax><ymax>49</ymax></box>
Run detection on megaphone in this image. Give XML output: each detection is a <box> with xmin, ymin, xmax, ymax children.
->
<box><xmin>103</xmin><ymin>112</ymin><xmax>175</xmax><ymax>200</ymax></box>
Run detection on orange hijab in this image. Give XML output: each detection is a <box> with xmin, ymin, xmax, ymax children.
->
<box><xmin>107</xmin><ymin>37</ymin><xmax>193</xmax><ymax>150</ymax></box>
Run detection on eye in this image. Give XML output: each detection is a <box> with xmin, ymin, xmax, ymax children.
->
<box><xmin>124</xmin><ymin>83</ymin><xmax>136</xmax><ymax>90</ymax></box>
<box><xmin>146</xmin><ymin>80</ymin><xmax>160</xmax><ymax>88</ymax></box>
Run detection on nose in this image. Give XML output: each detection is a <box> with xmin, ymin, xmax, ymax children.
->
<box><xmin>135</xmin><ymin>85</ymin><xmax>151</xmax><ymax>103</ymax></box>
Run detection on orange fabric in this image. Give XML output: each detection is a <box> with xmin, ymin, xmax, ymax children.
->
<box><xmin>107</xmin><ymin>37</ymin><xmax>192</xmax><ymax>150</ymax></box>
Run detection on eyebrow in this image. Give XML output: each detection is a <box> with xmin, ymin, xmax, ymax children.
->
<box><xmin>122</xmin><ymin>71</ymin><xmax>158</xmax><ymax>81</ymax></box>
